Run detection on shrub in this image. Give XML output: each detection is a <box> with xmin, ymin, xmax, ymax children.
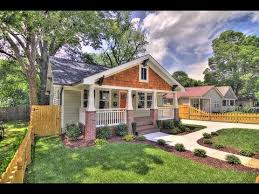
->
<box><xmin>131</xmin><ymin>122</ymin><xmax>137</xmax><ymax>135</ymax></box>
<box><xmin>202</xmin><ymin>132</ymin><xmax>212</xmax><ymax>139</ymax></box>
<box><xmin>211</xmin><ymin>131</ymin><xmax>219</xmax><ymax>136</ymax></box>
<box><xmin>136</xmin><ymin>135</ymin><xmax>146</xmax><ymax>141</ymax></box>
<box><xmin>175</xmin><ymin>143</ymin><xmax>185</xmax><ymax>152</ymax></box>
<box><xmin>96</xmin><ymin>126</ymin><xmax>112</xmax><ymax>139</ymax></box>
<box><xmin>162</xmin><ymin>120</ymin><xmax>174</xmax><ymax>129</ymax></box>
<box><xmin>203</xmin><ymin>139</ymin><xmax>213</xmax><ymax>144</ymax></box>
<box><xmin>115</xmin><ymin>124</ymin><xmax>128</xmax><ymax>136</ymax></box>
<box><xmin>185</xmin><ymin>127</ymin><xmax>191</xmax><ymax>132</ymax></box>
<box><xmin>65</xmin><ymin>123</ymin><xmax>81</xmax><ymax>140</ymax></box>
<box><xmin>169</xmin><ymin>128</ymin><xmax>181</xmax><ymax>134</ymax></box>
<box><xmin>225</xmin><ymin>155</ymin><xmax>241</xmax><ymax>164</ymax></box>
<box><xmin>239</xmin><ymin>150</ymin><xmax>255</xmax><ymax>157</ymax></box>
<box><xmin>156</xmin><ymin>120</ymin><xmax>162</xmax><ymax>129</ymax></box>
<box><xmin>122</xmin><ymin>134</ymin><xmax>135</xmax><ymax>142</ymax></box>
<box><xmin>193</xmin><ymin>149</ymin><xmax>207</xmax><ymax>157</ymax></box>
<box><xmin>213</xmin><ymin>144</ymin><xmax>225</xmax><ymax>149</ymax></box>
<box><xmin>95</xmin><ymin>138</ymin><xmax>108</xmax><ymax>146</ymax></box>
<box><xmin>157</xmin><ymin>139</ymin><xmax>166</xmax><ymax>146</ymax></box>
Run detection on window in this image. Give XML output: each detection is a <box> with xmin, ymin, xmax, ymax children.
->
<box><xmin>99</xmin><ymin>90</ymin><xmax>109</xmax><ymax>109</ymax></box>
<box><xmin>230</xmin><ymin>100</ymin><xmax>235</xmax><ymax>106</ymax></box>
<box><xmin>192</xmin><ymin>99</ymin><xmax>199</xmax><ymax>108</ymax></box>
<box><xmin>83</xmin><ymin>90</ymin><xmax>88</xmax><ymax>107</ymax></box>
<box><xmin>222</xmin><ymin>100</ymin><xmax>226</xmax><ymax>106</ymax></box>
<box><xmin>137</xmin><ymin>92</ymin><xmax>145</xmax><ymax>109</ymax></box>
<box><xmin>139</xmin><ymin>65</ymin><xmax>148</xmax><ymax>82</ymax></box>
<box><xmin>214</xmin><ymin>102</ymin><xmax>219</xmax><ymax>108</ymax></box>
<box><xmin>147</xmin><ymin>93</ymin><xmax>153</xmax><ymax>108</ymax></box>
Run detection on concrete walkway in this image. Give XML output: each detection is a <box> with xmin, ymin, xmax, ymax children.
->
<box><xmin>144</xmin><ymin>119</ymin><xmax>259</xmax><ymax>169</ymax></box>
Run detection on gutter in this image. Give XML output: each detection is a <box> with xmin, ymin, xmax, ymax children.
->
<box><xmin>60</xmin><ymin>86</ymin><xmax>64</xmax><ymax>106</ymax></box>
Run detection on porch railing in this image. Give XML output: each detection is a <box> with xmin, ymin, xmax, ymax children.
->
<box><xmin>96</xmin><ymin>108</ymin><xmax>127</xmax><ymax>127</ymax></box>
<box><xmin>158</xmin><ymin>107</ymin><xmax>174</xmax><ymax>119</ymax></box>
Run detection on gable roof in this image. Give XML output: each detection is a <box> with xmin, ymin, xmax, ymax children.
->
<box><xmin>49</xmin><ymin>57</ymin><xmax>109</xmax><ymax>85</ymax></box>
<box><xmin>216</xmin><ymin>86</ymin><xmax>237</xmax><ymax>99</ymax></box>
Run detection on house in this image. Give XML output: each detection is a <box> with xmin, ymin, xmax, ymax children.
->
<box><xmin>165</xmin><ymin>85</ymin><xmax>237</xmax><ymax>113</ymax></box>
<box><xmin>236</xmin><ymin>96</ymin><xmax>259</xmax><ymax>109</ymax></box>
<box><xmin>46</xmin><ymin>54</ymin><xmax>184</xmax><ymax>141</ymax></box>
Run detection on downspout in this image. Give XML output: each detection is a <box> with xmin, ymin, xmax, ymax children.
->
<box><xmin>60</xmin><ymin>86</ymin><xmax>64</xmax><ymax>106</ymax></box>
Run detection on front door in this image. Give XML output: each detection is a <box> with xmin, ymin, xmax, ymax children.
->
<box><xmin>120</xmin><ymin>92</ymin><xmax>127</xmax><ymax>108</ymax></box>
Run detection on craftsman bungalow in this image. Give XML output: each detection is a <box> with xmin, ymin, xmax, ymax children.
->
<box><xmin>46</xmin><ymin>54</ymin><xmax>184</xmax><ymax>141</ymax></box>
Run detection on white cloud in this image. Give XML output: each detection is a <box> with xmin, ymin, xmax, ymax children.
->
<box><xmin>186</xmin><ymin>60</ymin><xmax>209</xmax><ymax>80</ymax></box>
<box><xmin>131</xmin><ymin>17</ymin><xmax>141</xmax><ymax>29</ymax></box>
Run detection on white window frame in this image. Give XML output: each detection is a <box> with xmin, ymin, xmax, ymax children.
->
<box><xmin>83</xmin><ymin>90</ymin><xmax>88</xmax><ymax>108</ymax></box>
<box><xmin>136</xmin><ymin>92</ymin><xmax>153</xmax><ymax>110</ymax></box>
<box><xmin>146</xmin><ymin>92</ymin><xmax>153</xmax><ymax>108</ymax></box>
<box><xmin>139</xmin><ymin>64</ymin><xmax>149</xmax><ymax>83</ymax></box>
<box><xmin>99</xmin><ymin>90</ymin><xmax>110</xmax><ymax>109</ymax></box>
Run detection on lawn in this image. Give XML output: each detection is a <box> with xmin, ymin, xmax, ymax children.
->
<box><xmin>0</xmin><ymin>121</ymin><xmax>28</xmax><ymax>174</ymax></box>
<box><xmin>26</xmin><ymin>136</ymin><xmax>257</xmax><ymax>183</ymax></box>
<box><xmin>212</xmin><ymin>128</ymin><xmax>259</xmax><ymax>152</ymax></box>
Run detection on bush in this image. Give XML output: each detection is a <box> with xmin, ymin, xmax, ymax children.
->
<box><xmin>169</xmin><ymin>128</ymin><xmax>181</xmax><ymax>134</ymax></box>
<box><xmin>202</xmin><ymin>132</ymin><xmax>212</xmax><ymax>139</ymax></box>
<box><xmin>185</xmin><ymin>127</ymin><xmax>191</xmax><ymax>132</ymax></box>
<box><xmin>162</xmin><ymin>120</ymin><xmax>175</xmax><ymax>129</ymax></box>
<box><xmin>136</xmin><ymin>135</ymin><xmax>146</xmax><ymax>141</ymax></box>
<box><xmin>203</xmin><ymin>139</ymin><xmax>213</xmax><ymax>144</ymax></box>
<box><xmin>115</xmin><ymin>124</ymin><xmax>128</xmax><ymax>136</ymax></box>
<box><xmin>213</xmin><ymin>144</ymin><xmax>225</xmax><ymax>149</ymax></box>
<box><xmin>193</xmin><ymin>149</ymin><xmax>207</xmax><ymax>157</ymax></box>
<box><xmin>95</xmin><ymin>138</ymin><xmax>108</xmax><ymax>146</ymax></box>
<box><xmin>156</xmin><ymin>120</ymin><xmax>162</xmax><ymax>129</ymax></box>
<box><xmin>240</xmin><ymin>150</ymin><xmax>255</xmax><ymax>157</ymax></box>
<box><xmin>157</xmin><ymin>139</ymin><xmax>166</xmax><ymax>146</ymax></box>
<box><xmin>131</xmin><ymin>122</ymin><xmax>137</xmax><ymax>135</ymax></box>
<box><xmin>211</xmin><ymin>131</ymin><xmax>219</xmax><ymax>136</ymax></box>
<box><xmin>122</xmin><ymin>134</ymin><xmax>135</xmax><ymax>142</ymax></box>
<box><xmin>225</xmin><ymin>155</ymin><xmax>241</xmax><ymax>164</ymax></box>
<box><xmin>175</xmin><ymin>143</ymin><xmax>185</xmax><ymax>152</ymax></box>
<box><xmin>96</xmin><ymin>126</ymin><xmax>112</xmax><ymax>139</ymax></box>
<box><xmin>65</xmin><ymin>123</ymin><xmax>81</xmax><ymax>140</ymax></box>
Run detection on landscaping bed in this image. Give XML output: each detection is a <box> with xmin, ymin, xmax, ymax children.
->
<box><xmin>197</xmin><ymin>128</ymin><xmax>259</xmax><ymax>159</ymax></box>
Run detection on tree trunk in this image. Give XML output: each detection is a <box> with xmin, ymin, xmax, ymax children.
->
<box><xmin>39</xmin><ymin>41</ymin><xmax>49</xmax><ymax>105</ymax></box>
<box><xmin>28</xmin><ymin>73</ymin><xmax>38</xmax><ymax>105</ymax></box>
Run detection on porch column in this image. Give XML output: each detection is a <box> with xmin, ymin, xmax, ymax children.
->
<box><xmin>173</xmin><ymin>92</ymin><xmax>180</xmax><ymax>121</ymax></box>
<box><xmin>126</xmin><ymin>89</ymin><xmax>133</xmax><ymax>134</ymax></box>
<box><xmin>150</xmin><ymin>91</ymin><xmax>158</xmax><ymax>127</ymax></box>
<box><xmin>85</xmin><ymin>84</ymin><xmax>96</xmax><ymax>142</ymax></box>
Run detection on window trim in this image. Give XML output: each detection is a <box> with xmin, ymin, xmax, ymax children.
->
<box><xmin>136</xmin><ymin>92</ymin><xmax>153</xmax><ymax>110</ymax></box>
<box><xmin>139</xmin><ymin>64</ymin><xmax>149</xmax><ymax>83</ymax></box>
<box><xmin>99</xmin><ymin>90</ymin><xmax>110</xmax><ymax>109</ymax></box>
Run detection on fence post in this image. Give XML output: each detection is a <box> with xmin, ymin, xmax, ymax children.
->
<box><xmin>256</xmin><ymin>175</ymin><xmax>259</xmax><ymax>183</ymax></box>
<box><xmin>15</xmin><ymin>159</ymin><xmax>24</xmax><ymax>183</ymax></box>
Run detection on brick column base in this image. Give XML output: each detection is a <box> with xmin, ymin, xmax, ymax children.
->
<box><xmin>127</xmin><ymin>110</ymin><xmax>134</xmax><ymax>134</ymax></box>
<box><xmin>150</xmin><ymin>109</ymin><xmax>158</xmax><ymax>127</ymax></box>
<box><xmin>173</xmin><ymin>108</ymin><xmax>180</xmax><ymax>121</ymax></box>
<box><xmin>85</xmin><ymin>111</ymin><xmax>96</xmax><ymax>142</ymax></box>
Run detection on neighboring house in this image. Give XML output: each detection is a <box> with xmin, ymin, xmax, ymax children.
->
<box><xmin>216</xmin><ymin>86</ymin><xmax>237</xmax><ymax>112</ymax></box>
<box><xmin>46</xmin><ymin>54</ymin><xmax>184</xmax><ymax>141</ymax></box>
<box><xmin>166</xmin><ymin>85</ymin><xmax>237</xmax><ymax>113</ymax></box>
<box><xmin>236</xmin><ymin>96</ymin><xmax>259</xmax><ymax>109</ymax></box>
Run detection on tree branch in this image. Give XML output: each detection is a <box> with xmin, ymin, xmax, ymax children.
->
<box><xmin>0</xmin><ymin>49</ymin><xmax>16</xmax><ymax>59</ymax></box>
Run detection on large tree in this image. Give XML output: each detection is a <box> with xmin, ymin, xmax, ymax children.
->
<box><xmin>172</xmin><ymin>71</ymin><xmax>203</xmax><ymax>87</ymax></box>
<box><xmin>204</xmin><ymin>30</ymin><xmax>259</xmax><ymax>99</ymax></box>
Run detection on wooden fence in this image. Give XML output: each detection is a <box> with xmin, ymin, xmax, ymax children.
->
<box><xmin>179</xmin><ymin>105</ymin><xmax>259</xmax><ymax>124</ymax></box>
<box><xmin>0</xmin><ymin>105</ymin><xmax>61</xmax><ymax>183</ymax></box>
<box><xmin>0</xmin><ymin>105</ymin><xmax>30</xmax><ymax>122</ymax></box>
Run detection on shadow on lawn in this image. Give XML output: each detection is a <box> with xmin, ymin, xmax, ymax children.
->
<box><xmin>33</xmin><ymin>137</ymin><xmax>164</xmax><ymax>180</ymax></box>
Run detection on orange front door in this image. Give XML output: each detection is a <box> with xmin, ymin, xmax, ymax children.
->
<box><xmin>120</xmin><ymin>92</ymin><xmax>127</xmax><ymax>108</ymax></box>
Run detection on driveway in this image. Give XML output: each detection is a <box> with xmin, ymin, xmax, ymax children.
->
<box><xmin>144</xmin><ymin>119</ymin><xmax>259</xmax><ymax>169</ymax></box>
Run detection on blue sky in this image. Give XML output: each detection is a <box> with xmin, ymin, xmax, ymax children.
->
<box><xmin>130</xmin><ymin>11</ymin><xmax>259</xmax><ymax>80</ymax></box>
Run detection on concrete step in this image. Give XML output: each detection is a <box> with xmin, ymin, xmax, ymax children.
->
<box><xmin>136</xmin><ymin>124</ymin><xmax>154</xmax><ymax>131</ymax></box>
<box><xmin>136</xmin><ymin>120</ymin><xmax>153</xmax><ymax>126</ymax></box>
<box><xmin>138</xmin><ymin>127</ymin><xmax>160</xmax><ymax>135</ymax></box>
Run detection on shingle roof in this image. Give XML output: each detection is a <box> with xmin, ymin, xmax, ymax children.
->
<box><xmin>50</xmin><ymin>57</ymin><xmax>109</xmax><ymax>85</ymax></box>
<box><xmin>216</xmin><ymin>86</ymin><xmax>230</xmax><ymax>97</ymax></box>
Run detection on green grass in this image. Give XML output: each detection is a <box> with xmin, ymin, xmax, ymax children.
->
<box><xmin>0</xmin><ymin>121</ymin><xmax>28</xmax><ymax>174</ymax></box>
<box><xmin>26</xmin><ymin>136</ymin><xmax>256</xmax><ymax>183</ymax></box>
<box><xmin>212</xmin><ymin>128</ymin><xmax>259</xmax><ymax>152</ymax></box>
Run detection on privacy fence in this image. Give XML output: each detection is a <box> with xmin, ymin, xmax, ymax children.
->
<box><xmin>0</xmin><ymin>105</ymin><xmax>61</xmax><ymax>183</ymax></box>
<box><xmin>179</xmin><ymin>105</ymin><xmax>259</xmax><ymax>124</ymax></box>
<box><xmin>0</xmin><ymin>105</ymin><xmax>30</xmax><ymax>122</ymax></box>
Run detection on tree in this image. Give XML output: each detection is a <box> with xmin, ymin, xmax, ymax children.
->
<box><xmin>204</xmin><ymin>30</ymin><xmax>259</xmax><ymax>98</ymax></box>
<box><xmin>172</xmin><ymin>71</ymin><xmax>203</xmax><ymax>87</ymax></box>
<box><xmin>82</xmin><ymin>11</ymin><xmax>148</xmax><ymax>67</ymax></box>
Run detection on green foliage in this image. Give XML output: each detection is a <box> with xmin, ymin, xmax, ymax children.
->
<box><xmin>211</xmin><ymin>131</ymin><xmax>219</xmax><ymax>136</ymax></box>
<box><xmin>169</xmin><ymin>128</ymin><xmax>181</xmax><ymax>134</ymax></box>
<box><xmin>131</xmin><ymin>122</ymin><xmax>137</xmax><ymax>135</ymax></box>
<box><xmin>156</xmin><ymin>120</ymin><xmax>162</xmax><ymax>129</ymax></box>
<box><xmin>203</xmin><ymin>139</ymin><xmax>213</xmax><ymax>144</ymax></box>
<box><xmin>122</xmin><ymin>134</ymin><xmax>135</xmax><ymax>142</ymax></box>
<box><xmin>96</xmin><ymin>126</ymin><xmax>112</xmax><ymax>140</ymax></box>
<box><xmin>157</xmin><ymin>139</ymin><xmax>166</xmax><ymax>146</ymax></box>
<box><xmin>213</xmin><ymin>144</ymin><xmax>225</xmax><ymax>149</ymax></box>
<box><xmin>193</xmin><ymin>149</ymin><xmax>207</xmax><ymax>157</ymax></box>
<box><xmin>162</xmin><ymin>120</ymin><xmax>175</xmax><ymax>129</ymax></box>
<box><xmin>239</xmin><ymin>150</ymin><xmax>255</xmax><ymax>157</ymax></box>
<box><xmin>95</xmin><ymin>138</ymin><xmax>108</xmax><ymax>146</ymax></box>
<box><xmin>136</xmin><ymin>135</ymin><xmax>146</xmax><ymax>141</ymax></box>
<box><xmin>172</xmin><ymin>71</ymin><xmax>204</xmax><ymax>87</ymax></box>
<box><xmin>225</xmin><ymin>155</ymin><xmax>241</xmax><ymax>165</ymax></box>
<box><xmin>175</xmin><ymin>143</ymin><xmax>185</xmax><ymax>152</ymax></box>
<box><xmin>115</xmin><ymin>124</ymin><xmax>128</xmax><ymax>136</ymax></box>
<box><xmin>65</xmin><ymin>124</ymin><xmax>81</xmax><ymax>140</ymax></box>
<box><xmin>203</xmin><ymin>133</ymin><xmax>212</xmax><ymax>139</ymax></box>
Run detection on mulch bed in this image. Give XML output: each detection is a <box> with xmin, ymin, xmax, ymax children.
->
<box><xmin>197</xmin><ymin>137</ymin><xmax>259</xmax><ymax>160</ymax></box>
<box><xmin>62</xmin><ymin>134</ymin><xmax>259</xmax><ymax>174</ymax></box>
<box><xmin>160</xmin><ymin>129</ymin><xmax>197</xmax><ymax>136</ymax></box>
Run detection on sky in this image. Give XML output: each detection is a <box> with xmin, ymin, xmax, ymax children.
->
<box><xmin>129</xmin><ymin>11</ymin><xmax>259</xmax><ymax>80</ymax></box>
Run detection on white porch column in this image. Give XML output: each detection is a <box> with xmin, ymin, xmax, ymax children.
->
<box><xmin>173</xmin><ymin>92</ymin><xmax>180</xmax><ymax>121</ymax></box>
<box><xmin>173</xmin><ymin>92</ymin><xmax>178</xmax><ymax>108</ymax></box>
<box><xmin>127</xmin><ymin>89</ymin><xmax>133</xmax><ymax>110</ymax></box>
<box><xmin>151</xmin><ymin>91</ymin><xmax>157</xmax><ymax>109</ymax></box>
<box><xmin>86</xmin><ymin>84</ymin><xmax>96</xmax><ymax>111</ymax></box>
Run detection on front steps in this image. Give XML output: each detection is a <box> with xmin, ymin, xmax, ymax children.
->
<box><xmin>134</xmin><ymin>117</ymin><xmax>159</xmax><ymax>135</ymax></box>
